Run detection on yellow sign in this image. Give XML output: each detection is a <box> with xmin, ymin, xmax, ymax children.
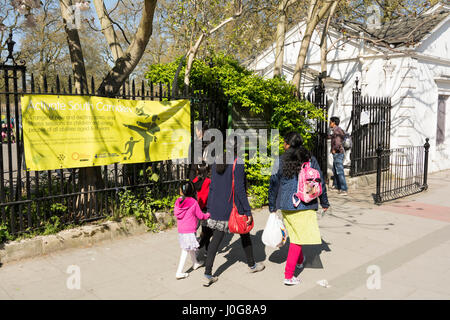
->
<box><xmin>21</xmin><ymin>94</ymin><xmax>191</xmax><ymax>171</ymax></box>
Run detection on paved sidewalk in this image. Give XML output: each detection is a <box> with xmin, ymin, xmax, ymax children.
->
<box><xmin>0</xmin><ymin>171</ymin><xmax>449</xmax><ymax>300</ymax></box>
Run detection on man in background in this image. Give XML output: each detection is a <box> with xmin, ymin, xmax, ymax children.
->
<box><xmin>329</xmin><ymin>116</ymin><xmax>348</xmax><ymax>196</ymax></box>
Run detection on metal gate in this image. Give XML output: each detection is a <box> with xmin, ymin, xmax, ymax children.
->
<box><xmin>350</xmin><ymin>79</ymin><xmax>391</xmax><ymax>177</ymax></box>
<box><xmin>373</xmin><ymin>139</ymin><xmax>430</xmax><ymax>204</ymax></box>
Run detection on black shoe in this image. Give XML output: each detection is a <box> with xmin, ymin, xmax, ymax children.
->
<box><xmin>203</xmin><ymin>275</ymin><xmax>218</xmax><ymax>287</ymax></box>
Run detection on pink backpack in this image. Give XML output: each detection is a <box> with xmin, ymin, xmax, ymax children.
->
<box><xmin>292</xmin><ymin>161</ymin><xmax>322</xmax><ymax>206</ymax></box>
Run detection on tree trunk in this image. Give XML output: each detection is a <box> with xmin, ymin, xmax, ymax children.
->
<box><xmin>291</xmin><ymin>0</ymin><xmax>336</xmax><ymax>94</ymax></box>
<box><xmin>59</xmin><ymin>0</ymin><xmax>101</xmax><ymax>219</ymax></box>
<box><xmin>59</xmin><ymin>0</ymin><xmax>88</xmax><ymax>93</ymax></box>
<box><xmin>273</xmin><ymin>1</ymin><xmax>287</xmax><ymax>78</ymax></box>
<box><xmin>184</xmin><ymin>33</ymin><xmax>205</xmax><ymax>88</ymax></box>
<box><xmin>274</xmin><ymin>0</ymin><xmax>298</xmax><ymax>78</ymax></box>
<box><xmin>172</xmin><ymin>55</ymin><xmax>186</xmax><ymax>97</ymax></box>
<box><xmin>320</xmin><ymin>1</ymin><xmax>338</xmax><ymax>74</ymax></box>
<box><xmin>97</xmin><ymin>0</ymin><xmax>158</xmax><ymax>96</ymax></box>
<box><xmin>93</xmin><ymin>0</ymin><xmax>124</xmax><ymax>61</ymax></box>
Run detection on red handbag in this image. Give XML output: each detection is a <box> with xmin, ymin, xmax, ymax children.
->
<box><xmin>228</xmin><ymin>158</ymin><xmax>254</xmax><ymax>234</ymax></box>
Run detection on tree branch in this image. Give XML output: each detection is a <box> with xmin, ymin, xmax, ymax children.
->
<box><xmin>97</xmin><ymin>0</ymin><xmax>158</xmax><ymax>96</ymax></box>
<box><xmin>184</xmin><ymin>0</ymin><xmax>243</xmax><ymax>87</ymax></box>
<box><xmin>93</xmin><ymin>0</ymin><xmax>124</xmax><ymax>61</ymax></box>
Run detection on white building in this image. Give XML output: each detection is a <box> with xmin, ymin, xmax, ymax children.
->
<box><xmin>247</xmin><ymin>2</ymin><xmax>450</xmax><ymax>173</ymax></box>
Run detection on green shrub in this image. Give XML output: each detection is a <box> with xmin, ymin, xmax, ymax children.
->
<box><xmin>145</xmin><ymin>53</ymin><xmax>325</xmax><ymax>141</ymax></box>
<box><xmin>0</xmin><ymin>223</ymin><xmax>12</xmax><ymax>243</ymax></box>
<box><xmin>42</xmin><ymin>216</ymin><xmax>63</xmax><ymax>236</ymax></box>
<box><xmin>117</xmin><ymin>186</ymin><xmax>178</xmax><ymax>232</ymax></box>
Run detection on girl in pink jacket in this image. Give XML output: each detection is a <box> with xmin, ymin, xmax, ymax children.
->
<box><xmin>174</xmin><ymin>181</ymin><xmax>210</xmax><ymax>279</ymax></box>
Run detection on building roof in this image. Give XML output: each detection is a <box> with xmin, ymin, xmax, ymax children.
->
<box><xmin>341</xmin><ymin>8</ymin><xmax>449</xmax><ymax>48</ymax></box>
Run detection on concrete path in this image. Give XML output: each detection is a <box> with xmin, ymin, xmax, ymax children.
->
<box><xmin>0</xmin><ymin>170</ymin><xmax>449</xmax><ymax>300</ymax></box>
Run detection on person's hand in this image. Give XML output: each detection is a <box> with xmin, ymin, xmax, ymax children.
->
<box><xmin>317</xmin><ymin>207</ymin><xmax>329</xmax><ymax>220</ymax></box>
<box><xmin>246</xmin><ymin>215</ymin><xmax>253</xmax><ymax>225</ymax></box>
<box><xmin>205</xmin><ymin>213</ymin><xmax>211</xmax><ymax>219</ymax></box>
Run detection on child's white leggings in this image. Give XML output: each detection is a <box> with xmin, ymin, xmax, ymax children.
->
<box><xmin>176</xmin><ymin>249</ymin><xmax>198</xmax><ymax>274</ymax></box>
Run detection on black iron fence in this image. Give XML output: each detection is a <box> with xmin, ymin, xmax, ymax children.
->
<box><xmin>373</xmin><ymin>139</ymin><xmax>430</xmax><ymax>204</ymax></box>
<box><xmin>350</xmin><ymin>81</ymin><xmax>391</xmax><ymax>177</ymax></box>
<box><xmin>307</xmin><ymin>82</ymin><xmax>329</xmax><ymax>182</ymax></box>
<box><xmin>0</xmin><ymin>54</ymin><xmax>225</xmax><ymax>236</ymax></box>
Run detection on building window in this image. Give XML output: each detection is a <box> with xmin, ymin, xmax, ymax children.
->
<box><xmin>436</xmin><ymin>95</ymin><xmax>447</xmax><ymax>146</ymax></box>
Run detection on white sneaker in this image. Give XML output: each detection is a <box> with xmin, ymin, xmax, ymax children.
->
<box><xmin>296</xmin><ymin>256</ymin><xmax>306</xmax><ymax>269</ymax></box>
<box><xmin>193</xmin><ymin>260</ymin><xmax>205</xmax><ymax>270</ymax></box>
<box><xmin>284</xmin><ymin>276</ymin><xmax>301</xmax><ymax>286</ymax></box>
<box><xmin>176</xmin><ymin>272</ymin><xmax>189</xmax><ymax>280</ymax></box>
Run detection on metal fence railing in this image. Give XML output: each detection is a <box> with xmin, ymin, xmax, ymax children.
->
<box><xmin>0</xmin><ymin>46</ymin><xmax>225</xmax><ymax>236</ymax></box>
<box><xmin>350</xmin><ymin>80</ymin><xmax>391</xmax><ymax>177</ymax></box>
<box><xmin>373</xmin><ymin>139</ymin><xmax>430</xmax><ymax>205</ymax></box>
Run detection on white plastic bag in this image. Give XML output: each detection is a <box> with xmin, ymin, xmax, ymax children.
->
<box><xmin>262</xmin><ymin>213</ymin><xmax>287</xmax><ymax>248</ymax></box>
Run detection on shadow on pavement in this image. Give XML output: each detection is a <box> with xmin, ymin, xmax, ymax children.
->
<box><xmin>212</xmin><ymin>230</ymin><xmax>267</xmax><ymax>277</ymax></box>
<box><xmin>210</xmin><ymin>229</ymin><xmax>332</xmax><ymax>277</ymax></box>
<box><xmin>269</xmin><ymin>238</ymin><xmax>331</xmax><ymax>271</ymax></box>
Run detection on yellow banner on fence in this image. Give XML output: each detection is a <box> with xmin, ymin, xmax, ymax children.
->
<box><xmin>21</xmin><ymin>94</ymin><xmax>191</xmax><ymax>171</ymax></box>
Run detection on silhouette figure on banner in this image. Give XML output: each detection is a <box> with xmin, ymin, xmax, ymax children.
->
<box><xmin>122</xmin><ymin>137</ymin><xmax>141</xmax><ymax>160</ymax></box>
<box><xmin>136</xmin><ymin>106</ymin><xmax>150</xmax><ymax>119</ymax></box>
<box><xmin>123</xmin><ymin>114</ymin><xmax>160</xmax><ymax>162</ymax></box>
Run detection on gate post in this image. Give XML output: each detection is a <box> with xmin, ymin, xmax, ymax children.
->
<box><xmin>423</xmin><ymin>138</ymin><xmax>430</xmax><ymax>190</ymax></box>
<box><xmin>350</xmin><ymin>78</ymin><xmax>361</xmax><ymax>177</ymax></box>
<box><xmin>313</xmin><ymin>74</ymin><xmax>328</xmax><ymax>182</ymax></box>
<box><xmin>374</xmin><ymin>143</ymin><xmax>383</xmax><ymax>205</ymax></box>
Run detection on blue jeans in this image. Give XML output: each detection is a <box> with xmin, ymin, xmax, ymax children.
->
<box><xmin>332</xmin><ymin>153</ymin><xmax>348</xmax><ymax>192</ymax></box>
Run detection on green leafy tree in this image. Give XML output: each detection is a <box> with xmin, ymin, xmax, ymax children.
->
<box><xmin>146</xmin><ymin>53</ymin><xmax>324</xmax><ymax>139</ymax></box>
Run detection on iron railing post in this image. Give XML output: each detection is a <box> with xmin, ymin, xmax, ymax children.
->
<box><xmin>423</xmin><ymin>138</ymin><xmax>430</xmax><ymax>190</ymax></box>
<box><xmin>375</xmin><ymin>143</ymin><xmax>383</xmax><ymax>205</ymax></box>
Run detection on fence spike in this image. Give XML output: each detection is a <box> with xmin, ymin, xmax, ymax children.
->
<box><xmin>91</xmin><ymin>76</ymin><xmax>95</xmax><ymax>95</ymax></box>
<box><xmin>43</xmin><ymin>75</ymin><xmax>48</xmax><ymax>93</ymax></box>
<box><xmin>150</xmin><ymin>82</ymin><xmax>154</xmax><ymax>100</ymax></box>
<box><xmin>68</xmin><ymin>75</ymin><xmax>72</xmax><ymax>94</ymax></box>
<box><xmin>56</xmin><ymin>75</ymin><xmax>60</xmax><ymax>93</ymax></box>
<box><xmin>31</xmin><ymin>73</ymin><xmax>35</xmax><ymax>92</ymax></box>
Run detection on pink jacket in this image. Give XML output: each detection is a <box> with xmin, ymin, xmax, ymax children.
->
<box><xmin>174</xmin><ymin>197</ymin><xmax>210</xmax><ymax>233</ymax></box>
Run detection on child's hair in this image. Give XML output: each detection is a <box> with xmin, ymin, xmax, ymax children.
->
<box><xmin>180</xmin><ymin>180</ymin><xmax>196</xmax><ymax>199</ymax></box>
<box><xmin>282</xmin><ymin>131</ymin><xmax>311</xmax><ymax>179</ymax></box>
<box><xmin>196</xmin><ymin>161</ymin><xmax>209</xmax><ymax>179</ymax></box>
